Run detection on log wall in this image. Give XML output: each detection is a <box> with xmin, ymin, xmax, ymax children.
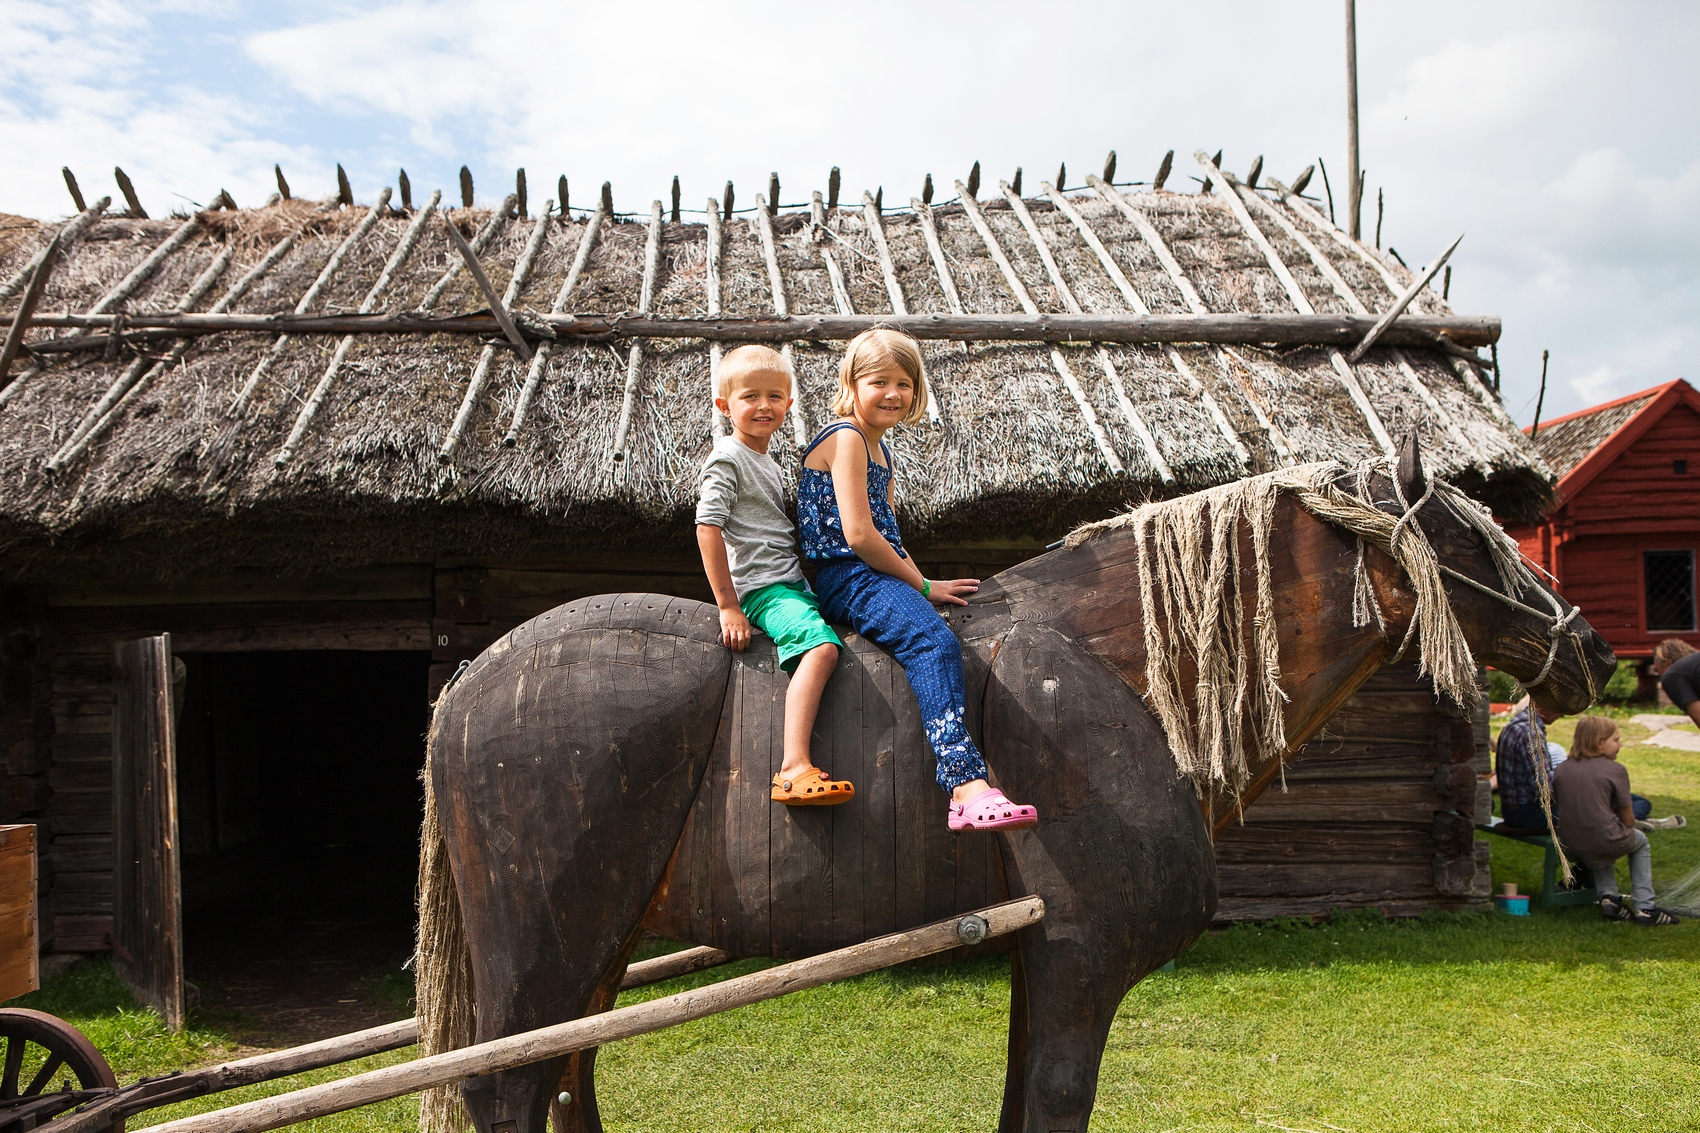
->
<box><xmin>3</xmin><ymin>552</ymin><xmax>1488</xmax><ymax>948</ymax></box>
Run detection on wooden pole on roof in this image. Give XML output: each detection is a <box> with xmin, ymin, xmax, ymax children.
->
<box><xmin>1008</xmin><ymin>183</ymin><xmax>1170</xmax><ymax>481</ymax></box>
<box><xmin>953</xmin><ymin>180</ymin><xmax>1123</xmax><ymax>474</ymax></box>
<box><xmin>230</xmin><ymin>194</ymin><xmax>395</xmax><ymax>416</ymax></box>
<box><xmin>859</xmin><ymin>193</ymin><xmax>940</xmax><ymax>422</ymax></box>
<box><xmin>275</xmin><ymin>190</ymin><xmax>443</xmax><ymax>465</ymax></box>
<box><xmin>1193</xmin><ymin>151</ymin><xmax>1394</xmax><ymax>457</ymax></box>
<box><xmin>506</xmin><ymin>200</ymin><xmax>609</xmax><ymax>446</ymax></box>
<box><xmin>1084</xmin><ymin>174</ymin><xmax>1260</xmax><ymax>465</ymax></box>
<box><xmin>415</xmin><ymin>194</ymin><xmax>518</xmax><ymax>314</ymax></box>
<box><xmin>0</xmin><ymin>231</ymin><xmax>62</xmax><ymax>393</ymax></box>
<box><xmin>752</xmin><ymin>193</ymin><xmax>808</xmax><ymax>446</ymax></box>
<box><xmin>62</xmin><ymin>168</ymin><xmax>86</xmax><ymax>213</ymax></box>
<box><xmin>47</xmin><ymin>243</ymin><xmax>237</xmax><ymax>472</ymax></box>
<box><xmin>1241</xmin><ymin>178</ymin><xmax>1479</xmax><ymax>468</ymax></box>
<box><xmin>0</xmin><ymin>196</ymin><xmax>109</xmax><ymax>304</ymax></box>
<box><xmin>703</xmin><ymin>196</ymin><xmax>726</xmax><ymax>438</ymax></box>
<box><xmin>114</xmin><ymin>168</ymin><xmax>147</xmax><ymax>218</ymax></box>
<box><xmin>1345</xmin><ymin>0</ymin><xmax>1362</xmax><ymax>239</ymax></box>
<box><xmin>438</xmin><ymin>202</ymin><xmax>550</xmax><ymax>463</ymax></box>
<box><xmin>810</xmin><ymin>192</ymin><xmax>854</xmax><ymax>315</ymax></box>
<box><xmin>1530</xmin><ymin>349</ymin><xmax>1549</xmax><ymax>438</ymax></box>
<box><xmin>610</xmin><ymin>200</ymin><xmax>665</xmax><ymax>464</ymax></box>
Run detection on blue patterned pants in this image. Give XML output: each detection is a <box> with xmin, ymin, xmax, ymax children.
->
<box><xmin>815</xmin><ymin>561</ymin><xmax>990</xmax><ymax>792</ymax></box>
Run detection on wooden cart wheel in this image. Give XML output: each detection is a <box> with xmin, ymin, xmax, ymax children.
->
<box><xmin>0</xmin><ymin>1007</ymin><xmax>118</xmax><ymax>1099</ymax></box>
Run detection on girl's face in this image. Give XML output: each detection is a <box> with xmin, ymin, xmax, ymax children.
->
<box><xmin>850</xmin><ymin>364</ymin><xmax>915</xmax><ymax>428</ymax></box>
<box><xmin>1599</xmin><ymin>726</ymin><xmax>1622</xmax><ymax>760</ymax></box>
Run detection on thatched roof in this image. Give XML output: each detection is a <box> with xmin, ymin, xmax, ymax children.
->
<box><xmin>0</xmin><ymin>160</ymin><xmax>1549</xmax><ymax>578</ymax></box>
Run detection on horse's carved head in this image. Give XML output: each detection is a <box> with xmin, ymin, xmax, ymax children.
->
<box><xmin>1367</xmin><ymin>432</ymin><xmax>1615</xmax><ymax>715</ymax></box>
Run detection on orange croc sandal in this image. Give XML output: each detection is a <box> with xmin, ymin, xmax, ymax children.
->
<box><xmin>771</xmin><ymin>767</ymin><xmax>855</xmax><ymax>806</ymax></box>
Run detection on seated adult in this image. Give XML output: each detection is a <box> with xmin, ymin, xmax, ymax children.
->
<box><xmin>1495</xmin><ymin>699</ymin><xmax>1559</xmax><ymax>831</ymax></box>
<box><xmin>1553</xmin><ymin>716</ymin><xmax>1682</xmax><ymax>926</ymax></box>
<box><xmin>1651</xmin><ymin>638</ymin><xmax>1700</xmax><ymax>729</ymax></box>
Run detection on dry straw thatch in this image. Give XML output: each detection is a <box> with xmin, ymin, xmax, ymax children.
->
<box><xmin>0</xmin><ymin>163</ymin><xmax>1549</xmax><ymax>578</ymax></box>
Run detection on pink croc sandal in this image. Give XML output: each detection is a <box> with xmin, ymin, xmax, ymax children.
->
<box><xmin>948</xmin><ymin>788</ymin><xmax>1038</xmax><ymax>832</ymax></box>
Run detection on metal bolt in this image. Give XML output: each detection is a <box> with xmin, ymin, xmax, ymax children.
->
<box><xmin>957</xmin><ymin>914</ymin><xmax>988</xmax><ymax>945</ymax></box>
<box><xmin>557</xmin><ymin>1092</ymin><xmax>572</xmax><ymax>1106</ymax></box>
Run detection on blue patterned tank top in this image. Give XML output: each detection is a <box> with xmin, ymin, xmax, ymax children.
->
<box><xmin>798</xmin><ymin>422</ymin><xmax>906</xmax><ymax>563</ymax></box>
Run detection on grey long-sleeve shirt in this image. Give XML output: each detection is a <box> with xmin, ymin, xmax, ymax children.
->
<box><xmin>695</xmin><ymin>436</ymin><xmax>806</xmax><ymax>600</ymax></box>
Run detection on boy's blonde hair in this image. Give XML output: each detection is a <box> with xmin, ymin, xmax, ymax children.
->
<box><xmin>1570</xmin><ymin>714</ymin><xmax>1619</xmax><ymax>760</ymax></box>
<box><xmin>833</xmin><ymin>327</ymin><xmax>928</xmax><ymax>426</ymax></box>
<box><xmin>1654</xmin><ymin>637</ymin><xmax>1696</xmax><ymax>668</ymax></box>
<box><xmin>715</xmin><ymin>344</ymin><xmax>792</xmax><ymax>400</ymax></box>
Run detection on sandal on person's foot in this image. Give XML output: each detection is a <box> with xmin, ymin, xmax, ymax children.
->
<box><xmin>1599</xmin><ymin>895</ymin><xmax>1634</xmax><ymax>922</ymax></box>
<box><xmin>1631</xmin><ymin>905</ymin><xmax>1683</xmax><ymax>927</ymax></box>
<box><xmin>771</xmin><ymin>768</ymin><xmax>854</xmax><ymax>806</ymax></box>
<box><xmin>948</xmin><ymin>788</ymin><xmax>1038</xmax><ymax>832</ymax></box>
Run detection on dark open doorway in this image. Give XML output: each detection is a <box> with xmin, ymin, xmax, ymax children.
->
<box><xmin>173</xmin><ymin>650</ymin><xmax>430</xmax><ymax>1042</ymax></box>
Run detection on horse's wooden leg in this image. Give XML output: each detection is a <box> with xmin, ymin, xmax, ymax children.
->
<box><xmin>434</xmin><ymin>606</ymin><xmax>733</xmax><ymax>1133</ymax></box>
<box><xmin>982</xmin><ymin>623</ymin><xmax>1217</xmax><ymax>1133</ymax></box>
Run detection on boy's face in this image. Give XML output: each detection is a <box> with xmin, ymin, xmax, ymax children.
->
<box><xmin>717</xmin><ymin>369</ymin><xmax>793</xmax><ymax>444</ymax></box>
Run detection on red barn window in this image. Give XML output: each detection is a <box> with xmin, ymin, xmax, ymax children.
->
<box><xmin>1645</xmin><ymin>549</ymin><xmax>1697</xmax><ymax>632</ymax></box>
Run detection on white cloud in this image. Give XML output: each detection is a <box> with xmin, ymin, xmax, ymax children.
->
<box><xmin>1369</xmin><ymin>27</ymin><xmax>1592</xmax><ymax>142</ymax></box>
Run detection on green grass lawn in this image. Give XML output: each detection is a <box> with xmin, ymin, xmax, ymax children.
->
<box><xmin>8</xmin><ymin>712</ymin><xmax>1696</xmax><ymax>1132</ymax></box>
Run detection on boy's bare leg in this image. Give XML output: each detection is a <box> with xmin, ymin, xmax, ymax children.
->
<box><xmin>779</xmin><ymin>642</ymin><xmax>839</xmax><ymax>779</ymax></box>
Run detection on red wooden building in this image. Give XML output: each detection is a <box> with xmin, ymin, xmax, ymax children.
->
<box><xmin>1510</xmin><ymin>378</ymin><xmax>1700</xmax><ymax>665</ymax></box>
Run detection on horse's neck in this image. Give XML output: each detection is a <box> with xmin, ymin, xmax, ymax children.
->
<box><xmin>987</xmin><ymin>494</ymin><xmax>1412</xmax><ymax>833</ymax></box>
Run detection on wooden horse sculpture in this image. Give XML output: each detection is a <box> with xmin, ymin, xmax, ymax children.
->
<box><xmin>416</xmin><ymin>438</ymin><xmax>1615</xmax><ymax>1133</ymax></box>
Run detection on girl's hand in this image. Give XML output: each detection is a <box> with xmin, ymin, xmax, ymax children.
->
<box><xmin>719</xmin><ymin>607</ymin><xmax>752</xmax><ymax>651</ymax></box>
<box><xmin>925</xmin><ymin>577</ymin><xmax>980</xmax><ymax>606</ymax></box>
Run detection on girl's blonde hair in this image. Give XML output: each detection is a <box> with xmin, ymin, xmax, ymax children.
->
<box><xmin>1654</xmin><ymin>637</ymin><xmax>1697</xmax><ymax>668</ymax></box>
<box><xmin>1570</xmin><ymin>715</ymin><xmax>1619</xmax><ymax>760</ymax></box>
<box><xmin>833</xmin><ymin>328</ymin><xmax>928</xmax><ymax>426</ymax></box>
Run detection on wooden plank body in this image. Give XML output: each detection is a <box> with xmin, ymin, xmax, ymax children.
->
<box><xmin>0</xmin><ymin>824</ymin><xmax>39</xmax><ymax>1000</ymax></box>
<box><xmin>111</xmin><ymin>634</ymin><xmax>185</xmax><ymax>1030</ymax></box>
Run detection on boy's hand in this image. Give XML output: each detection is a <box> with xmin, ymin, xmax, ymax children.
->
<box><xmin>925</xmin><ymin>577</ymin><xmax>980</xmax><ymax>607</ymax></box>
<box><xmin>719</xmin><ymin>606</ymin><xmax>752</xmax><ymax>651</ymax></box>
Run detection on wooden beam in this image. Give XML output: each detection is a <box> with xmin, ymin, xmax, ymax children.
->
<box><xmin>443</xmin><ymin>214</ymin><xmax>532</xmax><ymax>361</ymax></box>
<box><xmin>1077</xmin><ymin>176</ymin><xmax>1256</xmax><ymax>465</ymax></box>
<box><xmin>0</xmin><ymin>197</ymin><xmax>110</xmax><ymax>305</ymax></box>
<box><xmin>132</xmin><ymin>899</ymin><xmax>1043</xmax><ymax>1133</ymax></box>
<box><xmin>1038</xmin><ymin>183</ymin><xmax>1256</xmax><ymax>471</ymax></box>
<box><xmin>1004</xmin><ymin>184</ymin><xmax>1171</xmax><ymax>481</ymax></box>
<box><xmin>505</xmin><ymin>203</ymin><xmax>608</xmax><ymax>446</ymax></box>
<box><xmin>810</xmin><ymin>192</ymin><xmax>856</xmax><ymax>316</ymax></box>
<box><xmin>752</xmin><ymin>193</ymin><xmax>808</xmax><ymax>446</ymax></box>
<box><xmin>1346</xmin><ymin>234</ymin><xmax>1462</xmax><ymax>363</ymax></box>
<box><xmin>229</xmin><ymin>193</ymin><xmax>392</xmax><ymax>416</ymax></box>
<box><xmin>953</xmin><ymin>181</ymin><xmax>1123</xmax><ymax>473</ymax></box>
<box><xmin>860</xmin><ymin>194</ymin><xmax>941</xmax><ymax>423</ymax></box>
<box><xmin>705</xmin><ymin>198</ymin><xmax>726</xmax><ymax>438</ymax></box>
<box><xmin>88</xmin><ymin>214</ymin><xmax>202</xmax><ymax>316</ymax></box>
<box><xmin>276</xmin><ymin>190</ymin><xmax>442</xmax><ymax>465</ymax></box>
<box><xmin>611</xmin><ymin>201</ymin><xmax>664</xmax><ymax>463</ymax></box>
<box><xmin>21</xmin><ymin>311</ymin><xmax>1502</xmax><ymax>350</ymax></box>
<box><xmin>417</xmin><ymin>194</ymin><xmax>518</xmax><ymax>314</ymax></box>
<box><xmin>0</xmin><ymin>230</ymin><xmax>62</xmax><ymax>392</ymax></box>
<box><xmin>437</xmin><ymin>203</ymin><xmax>551</xmax><ymax>463</ymax></box>
<box><xmin>910</xmin><ymin>197</ymin><xmax>966</xmax><ymax>316</ymax></box>
<box><xmin>1193</xmin><ymin>152</ymin><xmax>1394</xmax><ymax>457</ymax></box>
<box><xmin>1234</xmin><ymin>183</ymin><xmax>1480</xmax><ymax>464</ymax></box>
<box><xmin>46</xmin><ymin>245</ymin><xmax>235</xmax><ymax>472</ymax></box>
<box><xmin>52</xmin><ymin>943</ymin><xmax>734</xmax><ymax>1133</ymax></box>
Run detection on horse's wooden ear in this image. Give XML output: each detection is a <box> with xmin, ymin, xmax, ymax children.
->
<box><xmin>1396</xmin><ymin>431</ymin><xmax>1428</xmax><ymax>503</ymax></box>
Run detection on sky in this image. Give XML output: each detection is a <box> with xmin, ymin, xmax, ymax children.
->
<box><xmin>3</xmin><ymin>0</ymin><xmax>1695</xmax><ymax>426</ymax></box>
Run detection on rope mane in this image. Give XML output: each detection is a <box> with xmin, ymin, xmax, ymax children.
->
<box><xmin>1065</xmin><ymin>459</ymin><xmax>1539</xmax><ymax>797</ymax></box>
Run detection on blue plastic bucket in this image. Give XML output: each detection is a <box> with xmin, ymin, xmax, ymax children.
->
<box><xmin>1494</xmin><ymin>894</ymin><xmax>1531</xmax><ymax>916</ymax></box>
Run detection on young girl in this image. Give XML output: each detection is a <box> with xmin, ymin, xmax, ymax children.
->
<box><xmin>1552</xmin><ymin>716</ymin><xmax>1681</xmax><ymax>926</ymax></box>
<box><xmin>798</xmin><ymin>328</ymin><xmax>1037</xmax><ymax>831</ymax></box>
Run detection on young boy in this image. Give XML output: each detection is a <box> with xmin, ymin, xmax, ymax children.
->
<box><xmin>696</xmin><ymin>345</ymin><xmax>852</xmax><ymax>805</ymax></box>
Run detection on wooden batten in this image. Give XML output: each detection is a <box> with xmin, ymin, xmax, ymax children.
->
<box><xmin>1193</xmin><ymin>153</ymin><xmax>1394</xmax><ymax>456</ymax></box>
<box><xmin>1004</xmin><ymin>183</ymin><xmax>1172</xmax><ymax>481</ymax></box>
<box><xmin>415</xmin><ymin>194</ymin><xmax>516</xmax><ymax>315</ymax></box>
<box><xmin>0</xmin><ymin>196</ymin><xmax>109</xmax><ymax>305</ymax></box>
<box><xmin>952</xmin><ymin>181</ymin><xmax>1124</xmax><ymax>473</ymax></box>
<box><xmin>280</xmin><ymin>189</ymin><xmax>440</xmax><ymax>466</ymax></box>
<box><xmin>704</xmin><ymin>199</ymin><xmax>726</xmax><ymax>438</ymax></box>
<box><xmin>87</xmin><ymin>213</ymin><xmax>203</xmax><ymax>317</ymax></box>
<box><xmin>505</xmin><ymin>202</ymin><xmax>607</xmax><ymax>446</ymax></box>
<box><xmin>810</xmin><ymin>192</ymin><xmax>855</xmax><ymax>316</ymax></box>
<box><xmin>610</xmin><ymin>201</ymin><xmax>665</xmax><ymax>464</ymax></box>
<box><xmin>229</xmin><ymin>192</ymin><xmax>392</xmax><ymax>417</ymax></box>
<box><xmin>438</xmin><ymin>202</ymin><xmax>550</xmax><ymax>464</ymax></box>
<box><xmin>751</xmin><ymin>194</ymin><xmax>808</xmax><ymax>446</ymax></box>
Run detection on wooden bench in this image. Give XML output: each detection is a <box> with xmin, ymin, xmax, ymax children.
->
<box><xmin>1478</xmin><ymin>822</ymin><xmax>1597</xmax><ymax>908</ymax></box>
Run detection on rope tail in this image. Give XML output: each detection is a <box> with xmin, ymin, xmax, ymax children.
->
<box><xmin>416</xmin><ymin>687</ymin><xmax>476</xmax><ymax>1133</ymax></box>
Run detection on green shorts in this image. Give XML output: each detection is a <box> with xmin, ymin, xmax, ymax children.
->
<box><xmin>742</xmin><ymin>580</ymin><xmax>841</xmax><ymax>673</ymax></box>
